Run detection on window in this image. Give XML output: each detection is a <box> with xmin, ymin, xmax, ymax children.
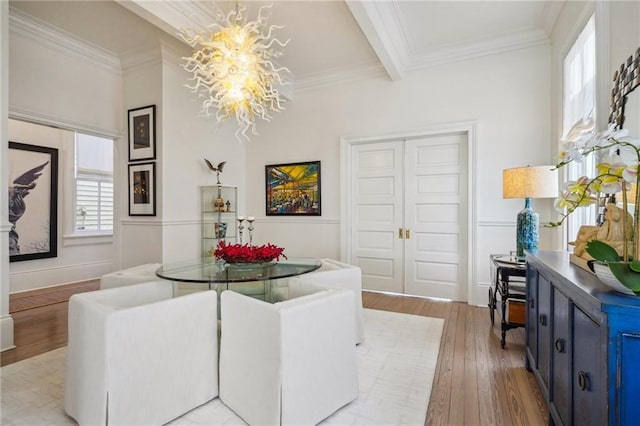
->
<box><xmin>74</xmin><ymin>133</ymin><xmax>113</xmax><ymax>233</ymax></box>
<box><xmin>563</xmin><ymin>15</ymin><xmax>596</xmax><ymax>246</ymax></box>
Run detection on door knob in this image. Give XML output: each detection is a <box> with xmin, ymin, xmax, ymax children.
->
<box><xmin>405</xmin><ymin>229</ymin><xmax>410</xmax><ymax>239</ymax></box>
<box><xmin>398</xmin><ymin>228</ymin><xmax>404</xmax><ymax>239</ymax></box>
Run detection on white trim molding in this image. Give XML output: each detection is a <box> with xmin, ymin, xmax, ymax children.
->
<box><xmin>406</xmin><ymin>28</ymin><xmax>549</xmax><ymax>72</ymax></box>
<box><xmin>478</xmin><ymin>221</ymin><xmax>516</xmax><ymax>228</ymax></box>
<box><xmin>9</xmin><ymin>7</ymin><xmax>121</xmax><ymax>73</ymax></box>
<box><xmin>8</xmin><ymin>107</ymin><xmax>121</xmax><ymax>140</ymax></box>
<box><xmin>1</xmin><ymin>314</ymin><xmax>15</xmax><ymax>352</ymax></box>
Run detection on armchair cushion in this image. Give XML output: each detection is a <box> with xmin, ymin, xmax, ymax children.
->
<box><xmin>100</xmin><ymin>263</ymin><xmax>162</xmax><ymax>289</ymax></box>
<box><xmin>288</xmin><ymin>258</ymin><xmax>365</xmax><ymax>344</ymax></box>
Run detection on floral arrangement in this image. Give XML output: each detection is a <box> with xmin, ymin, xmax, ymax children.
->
<box><xmin>554</xmin><ymin>123</ymin><xmax>640</xmax><ymax>293</ymax></box>
<box><xmin>213</xmin><ymin>240</ymin><xmax>287</xmax><ymax>264</ymax></box>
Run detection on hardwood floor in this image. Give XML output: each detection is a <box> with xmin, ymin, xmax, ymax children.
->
<box><xmin>1</xmin><ymin>285</ymin><xmax>547</xmax><ymax>425</ymax></box>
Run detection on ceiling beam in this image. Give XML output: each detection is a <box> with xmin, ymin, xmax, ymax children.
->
<box><xmin>346</xmin><ymin>0</ymin><xmax>404</xmax><ymax>81</ymax></box>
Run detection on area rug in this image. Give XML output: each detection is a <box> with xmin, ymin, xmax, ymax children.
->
<box><xmin>1</xmin><ymin>309</ymin><xmax>444</xmax><ymax>425</ymax></box>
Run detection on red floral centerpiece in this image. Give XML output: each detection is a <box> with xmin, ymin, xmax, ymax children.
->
<box><xmin>213</xmin><ymin>240</ymin><xmax>287</xmax><ymax>264</ymax></box>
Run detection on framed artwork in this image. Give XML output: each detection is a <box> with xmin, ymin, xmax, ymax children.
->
<box><xmin>128</xmin><ymin>105</ymin><xmax>156</xmax><ymax>161</ymax></box>
<box><xmin>8</xmin><ymin>142</ymin><xmax>58</xmax><ymax>262</ymax></box>
<box><xmin>265</xmin><ymin>161</ymin><xmax>321</xmax><ymax>216</ymax></box>
<box><xmin>128</xmin><ymin>162</ymin><xmax>156</xmax><ymax>216</ymax></box>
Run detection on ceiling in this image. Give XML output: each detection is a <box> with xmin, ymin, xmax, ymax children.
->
<box><xmin>10</xmin><ymin>0</ymin><xmax>564</xmax><ymax>86</ymax></box>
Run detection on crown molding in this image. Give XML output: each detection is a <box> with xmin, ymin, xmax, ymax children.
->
<box><xmin>295</xmin><ymin>62</ymin><xmax>386</xmax><ymax>92</ymax></box>
<box><xmin>116</xmin><ymin>0</ymin><xmax>215</xmax><ymax>40</ymax></box>
<box><xmin>120</xmin><ymin>45</ymin><xmax>162</xmax><ymax>72</ymax></box>
<box><xmin>539</xmin><ymin>1</ymin><xmax>565</xmax><ymax>37</ymax></box>
<box><xmin>9</xmin><ymin>7</ymin><xmax>121</xmax><ymax>73</ymax></box>
<box><xmin>406</xmin><ymin>27</ymin><xmax>550</xmax><ymax>72</ymax></box>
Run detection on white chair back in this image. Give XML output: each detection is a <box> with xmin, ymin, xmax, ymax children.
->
<box><xmin>219</xmin><ymin>289</ymin><xmax>358</xmax><ymax>425</ymax></box>
<box><xmin>64</xmin><ymin>281</ymin><xmax>219</xmax><ymax>425</ymax></box>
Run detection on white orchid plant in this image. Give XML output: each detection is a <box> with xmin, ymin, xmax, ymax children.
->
<box><xmin>553</xmin><ymin>122</ymin><xmax>640</xmax><ymax>294</ymax></box>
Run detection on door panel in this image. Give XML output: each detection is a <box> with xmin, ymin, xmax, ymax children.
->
<box><xmin>349</xmin><ymin>132</ymin><xmax>467</xmax><ymax>300</ymax></box>
<box><xmin>572</xmin><ymin>307</ymin><xmax>605</xmax><ymax>426</ymax></box>
<box><xmin>405</xmin><ymin>134</ymin><xmax>467</xmax><ymax>300</ymax></box>
<box><xmin>551</xmin><ymin>289</ymin><xmax>570</xmax><ymax>425</ymax></box>
<box><xmin>351</xmin><ymin>142</ymin><xmax>404</xmax><ymax>293</ymax></box>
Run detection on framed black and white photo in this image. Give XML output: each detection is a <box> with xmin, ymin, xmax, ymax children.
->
<box><xmin>128</xmin><ymin>162</ymin><xmax>156</xmax><ymax>216</ymax></box>
<box><xmin>128</xmin><ymin>105</ymin><xmax>156</xmax><ymax>161</ymax></box>
<box><xmin>8</xmin><ymin>142</ymin><xmax>58</xmax><ymax>262</ymax></box>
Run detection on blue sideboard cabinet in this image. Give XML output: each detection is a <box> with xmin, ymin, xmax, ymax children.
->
<box><xmin>526</xmin><ymin>251</ymin><xmax>640</xmax><ymax>425</ymax></box>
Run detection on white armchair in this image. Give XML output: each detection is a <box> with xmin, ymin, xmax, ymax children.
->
<box><xmin>288</xmin><ymin>258</ymin><xmax>365</xmax><ymax>344</ymax></box>
<box><xmin>219</xmin><ymin>289</ymin><xmax>358</xmax><ymax>426</ymax></box>
<box><xmin>64</xmin><ymin>281</ymin><xmax>219</xmax><ymax>426</ymax></box>
<box><xmin>100</xmin><ymin>263</ymin><xmax>162</xmax><ymax>289</ymax></box>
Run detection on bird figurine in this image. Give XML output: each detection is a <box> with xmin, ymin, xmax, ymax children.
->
<box><xmin>204</xmin><ymin>159</ymin><xmax>226</xmax><ymax>184</ymax></box>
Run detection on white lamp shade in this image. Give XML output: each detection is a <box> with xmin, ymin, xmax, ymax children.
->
<box><xmin>503</xmin><ymin>166</ymin><xmax>559</xmax><ymax>199</ymax></box>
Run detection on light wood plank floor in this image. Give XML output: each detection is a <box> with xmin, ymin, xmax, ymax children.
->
<box><xmin>1</xmin><ymin>285</ymin><xmax>548</xmax><ymax>425</ymax></box>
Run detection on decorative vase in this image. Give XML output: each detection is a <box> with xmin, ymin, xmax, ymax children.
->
<box><xmin>516</xmin><ymin>197</ymin><xmax>538</xmax><ymax>261</ymax></box>
<box><xmin>591</xmin><ymin>261</ymin><xmax>636</xmax><ymax>296</ymax></box>
<box><xmin>224</xmin><ymin>260</ymin><xmax>276</xmax><ymax>269</ymax></box>
<box><xmin>214</xmin><ymin>222</ymin><xmax>227</xmax><ymax>238</ymax></box>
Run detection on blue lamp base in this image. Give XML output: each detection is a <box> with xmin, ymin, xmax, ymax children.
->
<box><xmin>516</xmin><ymin>198</ymin><xmax>539</xmax><ymax>261</ymax></box>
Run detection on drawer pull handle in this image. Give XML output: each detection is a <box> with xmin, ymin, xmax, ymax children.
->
<box><xmin>578</xmin><ymin>371</ymin><xmax>590</xmax><ymax>391</ymax></box>
<box><xmin>554</xmin><ymin>338</ymin><xmax>565</xmax><ymax>353</ymax></box>
<box><xmin>529</xmin><ymin>298</ymin><xmax>535</xmax><ymax>308</ymax></box>
<box><xmin>539</xmin><ymin>314</ymin><xmax>547</xmax><ymax>326</ymax></box>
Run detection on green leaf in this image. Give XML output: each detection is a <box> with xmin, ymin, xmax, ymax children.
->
<box><xmin>631</xmin><ymin>260</ymin><xmax>640</xmax><ymax>273</ymax></box>
<box><xmin>585</xmin><ymin>240</ymin><xmax>620</xmax><ymax>262</ymax></box>
<box><xmin>607</xmin><ymin>262</ymin><xmax>640</xmax><ymax>292</ymax></box>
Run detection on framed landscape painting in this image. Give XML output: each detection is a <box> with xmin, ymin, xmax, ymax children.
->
<box><xmin>128</xmin><ymin>162</ymin><xmax>156</xmax><ymax>216</ymax></box>
<box><xmin>265</xmin><ymin>161</ymin><xmax>321</xmax><ymax>216</ymax></box>
<box><xmin>8</xmin><ymin>142</ymin><xmax>58</xmax><ymax>262</ymax></box>
<box><xmin>128</xmin><ymin>105</ymin><xmax>156</xmax><ymax>161</ymax></box>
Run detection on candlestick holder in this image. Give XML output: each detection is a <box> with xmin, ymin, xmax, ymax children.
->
<box><xmin>237</xmin><ymin>217</ymin><xmax>245</xmax><ymax>244</ymax></box>
<box><xmin>247</xmin><ymin>217</ymin><xmax>255</xmax><ymax>246</ymax></box>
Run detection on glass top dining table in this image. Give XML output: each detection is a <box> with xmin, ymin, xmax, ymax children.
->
<box><xmin>156</xmin><ymin>257</ymin><xmax>322</xmax><ymax>284</ymax></box>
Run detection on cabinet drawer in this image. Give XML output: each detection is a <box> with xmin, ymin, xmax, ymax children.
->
<box><xmin>506</xmin><ymin>299</ymin><xmax>525</xmax><ymax>325</ymax></box>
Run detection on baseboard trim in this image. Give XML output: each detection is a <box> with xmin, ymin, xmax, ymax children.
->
<box><xmin>1</xmin><ymin>314</ymin><xmax>15</xmax><ymax>352</ymax></box>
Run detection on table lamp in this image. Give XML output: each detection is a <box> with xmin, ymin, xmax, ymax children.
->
<box><xmin>503</xmin><ymin>165</ymin><xmax>559</xmax><ymax>261</ymax></box>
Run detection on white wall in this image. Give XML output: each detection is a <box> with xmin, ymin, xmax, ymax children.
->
<box><xmin>119</xmin><ymin>49</ymin><xmax>164</xmax><ymax>269</ymax></box>
<box><xmin>245</xmin><ymin>44</ymin><xmax>554</xmax><ymax>306</ymax></box>
<box><xmin>7</xmin><ymin>11</ymin><xmax>122</xmax><ymax>293</ymax></box>
<box><xmin>1</xmin><ymin>0</ymin><xmax>14</xmax><ymax>351</ymax></box>
<box><xmin>159</xmin><ymin>44</ymin><xmax>246</xmax><ymax>263</ymax></box>
<box><xmin>8</xmin><ymin>9</ymin><xmax>122</xmax><ymax>137</ymax></box>
<box><xmin>8</xmin><ymin>121</ymin><xmax>115</xmax><ymax>293</ymax></box>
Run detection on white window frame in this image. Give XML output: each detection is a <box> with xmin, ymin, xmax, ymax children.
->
<box><xmin>562</xmin><ymin>15</ymin><xmax>597</xmax><ymax>249</ymax></box>
<box><xmin>63</xmin><ymin>132</ymin><xmax>114</xmax><ymax>246</ymax></box>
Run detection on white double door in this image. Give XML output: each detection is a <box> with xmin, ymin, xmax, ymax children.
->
<box><xmin>349</xmin><ymin>132</ymin><xmax>468</xmax><ymax>301</ymax></box>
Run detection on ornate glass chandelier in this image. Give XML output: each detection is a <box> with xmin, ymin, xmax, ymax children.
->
<box><xmin>180</xmin><ymin>2</ymin><xmax>290</xmax><ymax>141</ymax></box>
